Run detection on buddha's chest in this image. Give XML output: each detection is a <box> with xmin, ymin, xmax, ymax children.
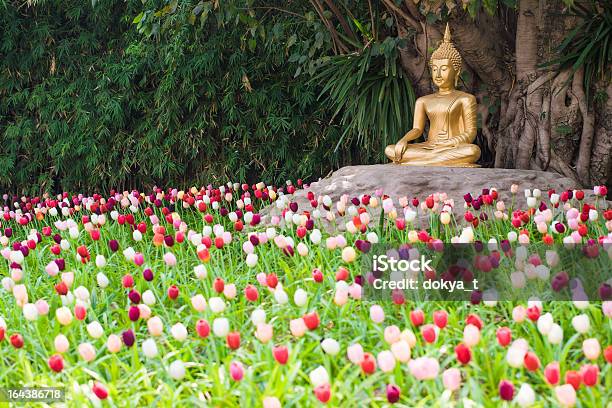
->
<box><xmin>424</xmin><ymin>96</ymin><xmax>464</xmax><ymax>120</ymax></box>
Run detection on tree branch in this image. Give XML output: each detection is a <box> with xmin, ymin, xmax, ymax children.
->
<box><xmin>381</xmin><ymin>0</ymin><xmax>420</xmax><ymax>31</ymax></box>
<box><xmin>322</xmin><ymin>0</ymin><xmax>357</xmax><ymax>42</ymax></box>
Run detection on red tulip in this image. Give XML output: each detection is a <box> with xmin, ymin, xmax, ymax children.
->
<box><xmin>0</xmin><ymin>327</ymin><xmax>4</xmax><ymax>342</ymax></box>
<box><xmin>226</xmin><ymin>332</ymin><xmax>241</xmax><ymax>349</ymax></box>
<box><xmin>465</xmin><ymin>314</ymin><xmax>483</xmax><ymax>330</ymax></box>
<box><xmin>214</xmin><ymin>236</ymin><xmax>224</xmax><ymax>249</ymax></box>
<box><xmin>523</xmin><ymin>351</ymin><xmax>540</xmax><ymax>371</ymax></box>
<box><xmin>580</xmin><ymin>364</ymin><xmax>599</xmax><ymax>386</ymax></box>
<box><xmin>266</xmin><ymin>273</ymin><xmax>278</xmax><ymax>289</ymax></box>
<box><xmin>360</xmin><ymin>352</ymin><xmax>376</xmax><ymax>374</ymax></box>
<box><xmin>335</xmin><ymin>267</ymin><xmax>349</xmax><ymax>281</ymax></box>
<box><xmin>421</xmin><ymin>324</ymin><xmax>437</xmax><ymax>343</ymax></box>
<box><xmin>55</xmin><ymin>281</ymin><xmax>68</xmax><ymax>296</ymax></box>
<box><xmin>75</xmin><ymin>304</ymin><xmax>87</xmax><ymax>321</ymax></box>
<box><xmin>303</xmin><ymin>311</ymin><xmax>320</xmax><ymax>330</ymax></box>
<box><xmin>122</xmin><ymin>274</ymin><xmax>134</xmax><ymax>288</ymax></box>
<box><xmin>409</xmin><ymin>310</ymin><xmax>425</xmax><ymax>327</ymax></box>
<box><xmin>10</xmin><ymin>333</ymin><xmax>24</xmax><ymax>349</ymax></box>
<box><xmin>526</xmin><ymin>306</ymin><xmax>540</xmax><ymax>321</ymax></box>
<box><xmin>168</xmin><ymin>285</ymin><xmax>179</xmax><ymax>300</ymax></box>
<box><xmin>604</xmin><ymin>345</ymin><xmax>612</xmax><ymax>363</ymax></box>
<box><xmin>48</xmin><ymin>354</ymin><xmax>64</xmax><ymax>372</ymax></box>
<box><xmin>244</xmin><ymin>285</ymin><xmax>259</xmax><ymax>302</ymax></box>
<box><xmin>544</xmin><ymin>362</ymin><xmax>560</xmax><ymax>385</ymax></box>
<box><xmin>496</xmin><ymin>327</ymin><xmax>511</xmax><ymax>347</ymax></box>
<box><xmin>565</xmin><ymin>370</ymin><xmax>581</xmax><ymax>390</ymax></box>
<box><xmin>196</xmin><ymin>319</ymin><xmax>210</xmax><ymax>338</ymax></box>
<box><xmin>312</xmin><ymin>268</ymin><xmax>324</xmax><ymax>283</ymax></box>
<box><xmin>455</xmin><ymin>343</ymin><xmax>471</xmax><ymax>365</ymax></box>
<box><xmin>296</xmin><ymin>226</ymin><xmax>307</xmax><ymax>238</ymax></box>
<box><xmin>273</xmin><ymin>345</ymin><xmax>289</xmax><ymax>365</ymax></box>
<box><xmin>433</xmin><ymin>310</ymin><xmax>448</xmax><ymax>329</ymax></box>
<box><xmin>92</xmin><ymin>382</ymin><xmax>108</xmax><ymax>400</ymax></box>
<box><xmin>213</xmin><ymin>278</ymin><xmax>225</xmax><ymax>293</ymax></box>
<box><xmin>314</xmin><ymin>383</ymin><xmax>331</xmax><ymax>403</ymax></box>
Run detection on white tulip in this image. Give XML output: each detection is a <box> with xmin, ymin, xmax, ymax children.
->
<box><xmin>169</xmin><ymin>360</ymin><xmax>186</xmax><ymax>380</ymax></box>
<box><xmin>213</xmin><ymin>318</ymin><xmax>230</xmax><ymax>337</ymax></box>
<box><xmin>293</xmin><ymin>288</ymin><xmax>308</xmax><ymax>307</ymax></box>
<box><xmin>142</xmin><ymin>339</ymin><xmax>158</xmax><ymax>358</ymax></box>
<box><xmin>321</xmin><ymin>338</ymin><xmax>340</xmax><ymax>355</ymax></box>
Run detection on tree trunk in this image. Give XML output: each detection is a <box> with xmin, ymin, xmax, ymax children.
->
<box><xmin>379</xmin><ymin>0</ymin><xmax>609</xmax><ymax>188</ymax></box>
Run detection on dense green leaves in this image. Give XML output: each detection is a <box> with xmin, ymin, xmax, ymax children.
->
<box><xmin>0</xmin><ymin>0</ymin><xmax>350</xmax><ymax>194</ymax></box>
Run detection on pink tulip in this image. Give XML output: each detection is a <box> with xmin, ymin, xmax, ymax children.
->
<box><xmin>77</xmin><ymin>342</ymin><xmax>96</xmax><ymax>362</ymax></box>
<box><xmin>555</xmin><ymin>384</ymin><xmax>576</xmax><ymax>407</ymax></box>
<box><xmin>230</xmin><ymin>361</ymin><xmax>244</xmax><ymax>381</ymax></box>
<box><xmin>377</xmin><ymin>350</ymin><xmax>396</xmax><ymax>373</ymax></box>
<box><xmin>390</xmin><ymin>340</ymin><xmax>411</xmax><ymax>362</ymax></box>
<box><xmin>163</xmin><ymin>252</ymin><xmax>177</xmax><ymax>266</ymax></box>
<box><xmin>442</xmin><ymin>368</ymin><xmax>461</xmax><ymax>391</ymax></box>
<box><xmin>370</xmin><ymin>305</ymin><xmax>385</xmax><ymax>323</ymax></box>
<box><xmin>384</xmin><ymin>325</ymin><xmax>401</xmax><ymax>344</ymax></box>
<box><xmin>408</xmin><ymin>357</ymin><xmax>439</xmax><ymax>380</ymax></box>
<box><xmin>289</xmin><ymin>318</ymin><xmax>307</xmax><ymax>337</ymax></box>
<box><xmin>463</xmin><ymin>324</ymin><xmax>480</xmax><ymax>347</ymax></box>
<box><xmin>583</xmin><ymin>338</ymin><xmax>601</xmax><ymax>360</ymax></box>
<box><xmin>255</xmin><ymin>323</ymin><xmax>273</xmax><ymax>344</ymax></box>
<box><xmin>347</xmin><ymin>343</ymin><xmax>364</xmax><ymax>364</ymax></box>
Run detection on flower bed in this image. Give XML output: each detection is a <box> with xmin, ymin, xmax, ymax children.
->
<box><xmin>0</xmin><ymin>183</ymin><xmax>610</xmax><ymax>406</ymax></box>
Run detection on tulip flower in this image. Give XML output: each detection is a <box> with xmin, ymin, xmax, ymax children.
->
<box><xmin>273</xmin><ymin>345</ymin><xmax>289</xmax><ymax>365</ymax></box>
<box><xmin>370</xmin><ymin>305</ymin><xmax>385</xmax><ymax>323</ymax></box>
<box><xmin>386</xmin><ymin>384</ymin><xmax>400</xmax><ymax>403</ymax></box>
<box><xmin>377</xmin><ymin>350</ymin><xmax>396</xmax><ymax>373</ymax></box>
<box><xmin>544</xmin><ymin>362</ymin><xmax>560</xmax><ymax>385</ymax></box>
<box><xmin>230</xmin><ymin>361</ymin><xmax>244</xmax><ymax>381</ymax></box>
<box><xmin>555</xmin><ymin>384</ymin><xmax>576</xmax><ymax>407</ymax></box>
<box><xmin>516</xmin><ymin>384</ymin><xmax>535</xmax><ymax>407</ymax></box>
<box><xmin>499</xmin><ymin>380</ymin><xmax>514</xmax><ymax>401</ymax></box>
<box><xmin>582</xmin><ymin>338</ymin><xmax>601</xmax><ymax>360</ymax></box>
<box><xmin>92</xmin><ymin>382</ymin><xmax>108</xmax><ymax>400</ymax></box>
<box><xmin>48</xmin><ymin>354</ymin><xmax>64</xmax><ymax>373</ymax></box>
<box><xmin>408</xmin><ymin>357</ymin><xmax>439</xmax><ymax>380</ymax></box>
<box><xmin>360</xmin><ymin>353</ymin><xmax>376</xmax><ymax>374</ymax></box>
<box><xmin>309</xmin><ymin>365</ymin><xmax>329</xmax><ymax>388</ymax></box>
<box><xmin>442</xmin><ymin>368</ymin><xmax>461</xmax><ymax>391</ymax></box>
<box><xmin>262</xmin><ymin>397</ymin><xmax>281</xmax><ymax>408</ymax></box>
<box><xmin>302</xmin><ymin>311</ymin><xmax>319</xmax><ymax>330</ymax></box>
<box><xmin>347</xmin><ymin>343</ymin><xmax>364</xmax><ymax>364</ymax></box>
<box><xmin>314</xmin><ymin>383</ymin><xmax>331</xmax><ymax>403</ymax></box>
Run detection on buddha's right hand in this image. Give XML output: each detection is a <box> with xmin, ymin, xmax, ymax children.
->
<box><xmin>394</xmin><ymin>142</ymin><xmax>407</xmax><ymax>161</ymax></box>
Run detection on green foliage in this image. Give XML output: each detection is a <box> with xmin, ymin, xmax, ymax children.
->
<box><xmin>543</xmin><ymin>1</ymin><xmax>611</xmax><ymax>101</ymax></box>
<box><xmin>312</xmin><ymin>40</ymin><xmax>415</xmax><ymax>158</ymax></box>
<box><xmin>0</xmin><ymin>0</ymin><xmax>350</xmax><ymax>194</ymax></box>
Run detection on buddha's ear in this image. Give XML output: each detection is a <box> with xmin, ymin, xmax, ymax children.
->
<box><xmin>454</xmin><ymin>71</ymin><xmax>460</xmax><ymax>88</ymax></box>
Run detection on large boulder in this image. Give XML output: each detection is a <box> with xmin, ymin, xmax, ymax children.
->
<box><xmin>262</xmin><ymin>165</ymin><xmax>606</xmax><ymax>225</ymax></box>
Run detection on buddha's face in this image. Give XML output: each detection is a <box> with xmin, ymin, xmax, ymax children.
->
<box><xmin>431</xmin><ymin>58</ymin><xmax>456</xmax><ymax>89</ymax></box>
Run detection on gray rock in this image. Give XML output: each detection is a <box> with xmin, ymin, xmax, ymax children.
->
<box><xmin>262</xmin><ymin>165</ymin><xmax>607</xmax><ymax>227</ymax></box>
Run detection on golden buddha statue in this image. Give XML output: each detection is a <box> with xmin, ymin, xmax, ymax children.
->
<box><xmin>385</xmin><ymin>24</ymin><xmax>480</xmax><ymax>167</ymax></box>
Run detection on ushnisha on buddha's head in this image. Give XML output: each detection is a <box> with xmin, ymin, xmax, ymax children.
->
<box><xmin>429</xmin><ymin>24</ymin><xmax>462</xmax><ymax>90</ymax></box>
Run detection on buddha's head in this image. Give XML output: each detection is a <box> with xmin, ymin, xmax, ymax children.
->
<box><xmin>430</xmin><ymin>24</ymin><xmax>462</xmax><ymax>89</ymax></box>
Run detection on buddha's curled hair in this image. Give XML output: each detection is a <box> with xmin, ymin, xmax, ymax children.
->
<box><xmin>430</xmin><ymin>23</ymin><xmax>462</xmax><ymax>74</ymax></box>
